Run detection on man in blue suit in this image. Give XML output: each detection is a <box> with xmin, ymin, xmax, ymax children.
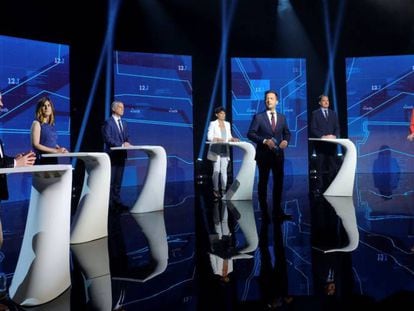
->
<box><xmin>102</xmin><ymin>101</ymin><xmax>131</xmax><ymax>210</ymax></box>
<box><xmin>247</xmin><ymin>90</ymin><xmax>292</xmax><ymax>222</ymax></box>
<box><xmin>310</xmin><ymin>94</ymin><xmax>340</xmax><ymax>191</ymax></box>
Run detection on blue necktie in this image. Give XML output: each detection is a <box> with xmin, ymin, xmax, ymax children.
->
<box><xmin>118</xmin><ymin>119</ymin><xmax>124</xmax><ymax>140</ymax></box>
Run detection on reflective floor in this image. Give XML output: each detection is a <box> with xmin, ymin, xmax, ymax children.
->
<box><xmin>0</xmin><ymin>173</ymin><xmax>413</xmax><ymax>310</ymax></box>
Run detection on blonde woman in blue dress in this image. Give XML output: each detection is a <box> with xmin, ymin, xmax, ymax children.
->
<box><xmin>207</xmin><ymin>106</ymin><xmax>239</xmax><ymax>198</ymax></box>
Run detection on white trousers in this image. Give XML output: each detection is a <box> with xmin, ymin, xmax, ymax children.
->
<box><xmin>212</xmin><ymin>156</ymin><xmax>229</xmax><ymax>191</ymax></box>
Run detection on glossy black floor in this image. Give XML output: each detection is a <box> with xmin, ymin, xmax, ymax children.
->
<box><xmin>0</xmin><ymin>173</ymin><xmax>414</xmax><ymax>310</ymax></box>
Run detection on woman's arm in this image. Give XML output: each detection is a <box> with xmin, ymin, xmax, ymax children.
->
<box><xmin>31</xmin><ymin>121</ymin><xmax>63</xmax><ymax>153</ymax></box>
<box><xmin>227</xmin><ymin>121</ymin><xmax>239</xmax><ymax>142</ymax></box>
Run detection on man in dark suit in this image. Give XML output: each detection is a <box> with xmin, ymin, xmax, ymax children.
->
<box><xmin>310</xmin><ymin>94</ymin><xmax>340</xmax><ymax>191</ymax></box>
<box><xmin>102</xmin><ymin>100</ymin><xmax>131</xmax><ymax>210</ymax></box>
<box><xmin>247</xmin><ymin>90</ymin><xmax>291</xmax><ymax>222</ymax></box>
<box><xmin>1</xmin><ymin>93</ymin><xmax>36</xmax><ymax>201</ymax></box>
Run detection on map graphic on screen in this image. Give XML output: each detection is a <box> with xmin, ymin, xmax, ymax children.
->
<box><xmin>0</xmin><ymin>35</ymin><xmax>70</xmax><ymax>202</ymax></box>
<box><xmin>346</xmin><ymin>55</ymin><xmax>414</xmax><ymax>174</ymax></box>
<box><xmin>231</xmin><ymin>57</ymin><xmax>308</xmax><ymax>175</ymax></box>
<box><xmin>113</xmin><ymin>51</ymin><xmax>193</xmax><ymax>191</ymax></box>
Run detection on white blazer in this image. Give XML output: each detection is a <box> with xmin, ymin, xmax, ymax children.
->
<box><xmin>207</xmin><ymin>120</ymin><xmax>233</xmax><ymax>161</ymax></box>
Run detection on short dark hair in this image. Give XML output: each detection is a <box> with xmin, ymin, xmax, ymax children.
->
<box><xmin>318</xmin><ymin>94</ymin><xmax>329</xmax><ymax>102</ymax></box>
<box><xmin>214</xmin><ymin>106</ymin><xmax>226</xmax><ymax>114</ymax></box>
<box><xmin>264</xmin><ymin>90</ymin><xmax>278</xmax><ymax>99</ymax></box>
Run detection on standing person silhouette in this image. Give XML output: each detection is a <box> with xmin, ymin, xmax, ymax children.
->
<box><xmin>207</xmin><ymin>106</ymin><xmax>239</xmax><ymax>199</ymax></box>
<box><xmin>102</xmin><ymin>101</ymin><xmax>132</xmax><ymax>211</ymax></box>
<box><xmin>407</xmin><ymin>108</ymin><xmax>414</xmax><ymax>141</ymax></box>
<box><xmin>247</xmin><ymin>90</ymin><xmax>292</xmax><ymax>222</ymax></box>
<box><xmin>30</xmin><ymin>96</ymin><xmax>68</xmax><ymax>164</ymax></box>
<box><xmin>310</xmin><ymin>94</ymin><xmax>340</xmax><ymax>192</ymax></box>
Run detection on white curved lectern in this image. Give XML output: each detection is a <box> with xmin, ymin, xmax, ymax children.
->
<box><xmin>113</xmin><ymin>211</ymin><xmax>168</xmax><ymax>283</ymax></box>
<box><xmin>0</xmin><ymin>165</ymin><xmax>72</xmax><ymax>306</ymax></box>
<box><xmin>43</xmin><ymin>153</ymin><xmax>111</xmax><ymax>244</ymax></box>
<box><xmin>309</xmin><ymin>138</ymin><xmax>357</xmax><ymax>196</ymax></box>
<box><xmin>111</xmin><ymin>146</ymin><xmax>167</xmax><ymax>213</ymax></box>
<box><xmin>207</xmin><ymin>142</ymin><xmax>256</xmax><ymax>200</ymax></box>
<box><xmin>225</xmin><ymin>200</ymin><xmax>258</xmax><ymax>254</ymax></box>
<box><xmin>71</xmin><ymin>237</ymin><xmax>112</xmax><ymax>311</ymax></box>
<box><xmin>323</xmin><ymin>195</ymin><xmax>359</xmax><ymax>253</ymax></box>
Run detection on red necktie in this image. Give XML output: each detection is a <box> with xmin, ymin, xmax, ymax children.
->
<box><xmin>271</xmin><ymin>112</ymin><xmax>276</xmax><ymax>131</ymax></box>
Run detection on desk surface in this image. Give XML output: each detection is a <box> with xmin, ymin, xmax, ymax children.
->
<box><xmin>0</xmin><ymin>164</ymin><xmax>72</xmax><ymax>174</ymax></box>
<box><xmin>206</xmin><ymin>141</ymin><xmax>248</xmax><ymax>144</ymax></box>
<box><xmin>42</xmin><ymin>152</ymin><xmax>107</xmax><ymax>157</ymax></box>
<box><xmin>111</xmin><ymin>145</ymin><xmax>163</xmax><ymax>150</ymax></box>
<box><xmin>308</xmin><ymin>138</ymin><xmax>350</xmax><ymax>142</ymax></box>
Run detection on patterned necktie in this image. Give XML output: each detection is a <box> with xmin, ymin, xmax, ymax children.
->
<box><xmin>118</xmin><ymin>119</ymin><xmax>124</xmax><ymax>139</ymax></box>
<box><xmin>271</xmin><ymin>112</ymin><xmax>276</xmax><ymax>131</ymax></box>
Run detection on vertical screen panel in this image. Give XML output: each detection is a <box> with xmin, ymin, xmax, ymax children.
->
<box><xmin>346</xmin><ymin>55</ymin><xmax>414</xmax><ymax>173</ymax></box>
<box><xmin>113</xmin><ymin>51</ymin><xmax>193</xmax><ymax>189</ymax></box>
<box><xmin>0</xmin><ymin>35</ymin><xmax>70</xmax><ymax>202</ymax></box>
<box><xmin>231</xmin><ymin>58</ymin><xmax>308</xmax><ymax>175</ymax></box>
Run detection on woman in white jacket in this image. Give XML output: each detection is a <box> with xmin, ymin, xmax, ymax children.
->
<box><xmin>207</xmin><ymin>106</ymin><xmax>239</xmax><ymax>198</ymax></box>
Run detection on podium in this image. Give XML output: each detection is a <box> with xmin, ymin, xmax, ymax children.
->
<box><xmin>112</xmin><ymin>211</ymin><xmax>168</xmax><ymax>283</ymax></box>
<box><xmin>309</xmin><ymin>138</ymin><xmax>357</xmax><ymax>196</ymax></box>
<box><xmin>323</xmin><ymin>196</ymin><xmax>359</xmax><ymax>253</ymax></box>
<box><xmin>0</xmin><ymin>165</ymin><xmax>72</xmax><ymax>306</ymax></box>
<box><xmin>71</xmin><ymin>237</ymin><xmax>112</xmax><ymax>310</ymax></box>
<box><xmin>43</xmin><ymin>152</ymin><xmax>111</xmax><ymax>244</ymax></box>
<box><xmin>207</xmin><ymin>141</ymin><xmax>256</xmax><ymax>200</ymax></box>
<box><xmin>111</xmin><ymin>146</ymin><xmax>167</xmax><ymax>213</ymax></box>
<box><xmin>224</xmin><ymin>200</ymin><xmax>258</xmax><ymax>254</ymax></box>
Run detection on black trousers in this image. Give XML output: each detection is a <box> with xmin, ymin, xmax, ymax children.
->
<box><xmin>110</xmin><ymin>153</ymin><xmax>127</xmax><ymax>205</ymax></box>
<box><xmin>257</xmin><ymin>152</ymin><xmax>285</xmax><ymax>216</ymax></box>
<box><xmin>314</xmin><ymin>144</ymin><xmax>338</xmax><ymax>191</ymax></box>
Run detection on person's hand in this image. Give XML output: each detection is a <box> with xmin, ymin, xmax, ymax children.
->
<box><xmin>213</xmin><ymin>137</ymin><xmax>225</xmax><ymax>142</ymax></box>
<box><xmin>56</xmin><ymin>147</ymin><xmax>68</xmax><ymax>153</ymax></box>
<box><xmin>264</xmin><ymin>139</ymin><xmax>276</xmax><ymax>149</ymax></box>
<box><xmin>321</xmin><ymin>134</ymin><xmax>336</xmax><ymax>139</ymax></box>
<box><xmin>123</xmin><ymin>142</ymin><xmax>132</xmax><ymax>147</ymax></box>
<box><xmin>279</xmin><ymin>140</ymin><xmax>288</xmax><ymax>149</ymax></box>
<box><xmin>407</xmin><ymin>133</ymin><xmax>414</xmax><ymax>142</ymax></box>
<box><xmin>15</xmin><ymin>151</ymin><xmax>36</xmax><ymax>167</ymax></box>
<box><xmin>230</xmin><ymin>137</ymin><xmax>240</xmax><ymax>142</ymax></box>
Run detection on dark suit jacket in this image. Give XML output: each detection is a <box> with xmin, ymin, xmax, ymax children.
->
<box><xmin>0</xmin><ymin>139</ymin><xmax>14</xmax><ymax>200</ymax></box>
<box><xmin>102</xmin><ymin>116</ymin><xmax>130</xmax><ymax>163</ymax></box>
<box><xmin>310</xmin><ymin>108</ymin><xmax>340</xmax><ymax>138</ymax></box>
<box><xmin>247</xmin><ymin>111</ymin><xmax>291</xmax><ymax>162</ymax></box>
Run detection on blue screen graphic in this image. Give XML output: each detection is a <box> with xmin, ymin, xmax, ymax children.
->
<box><xmin>231</xmin><ymin>58</ymin><xmax>308</xmax><ymax>175</ymax></box>
<box><xmin>346</xmin><ymin>55</ymin><xmax>414</xmax><ymax>173</ymax></box>
<box><xmin>0</xmin><ymin>35</ymin><xmax>70</xmax><ymax>202</ymax></box>
<box><xmin>113</xmin><ymin>51</ymin><xmax>193</xmax><ymax>187</ymax></box>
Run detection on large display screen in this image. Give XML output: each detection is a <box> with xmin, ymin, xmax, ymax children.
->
<box><xmin>0</xmin><ymin>35</ymin><xmax>70</xmax><ymax>201</ymax></box>
<box><xmin>231</xmin><ymin>57</ymin><xmax>308</xmax><ymax>175</ymax></box>
<box><xmin>113</xmin><ymin>51</ymin><xmax>193</xmax><ymax>188</ymax></box>
<box><xmin>346</xmin><ymin>55</ymin><xmax>414</xmax><ymax>173</ymax></box>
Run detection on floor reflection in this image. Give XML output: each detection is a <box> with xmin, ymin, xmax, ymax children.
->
<box><xmin>258</xmin><ymin>220</ymin><xmax>292</xmax><ymax>309</ymax></box>
<box><xmin>319</xmin><ymin>195</ymin><xmax>359</xmax><ymax>253</ymax></box>
<box><xmin>71</xmin><ymin>237</ymin><xmax>111</xmax><ymax>310</ymax></box>
<box><xmin>0</xmin><ymin>175</ymin><xmax>413</xmax><ymax>309</ymax></box>
<box><xmin>205</xmin><ymin>200</ymin><xmax>257</xmax><ymax>282</ymax></box>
